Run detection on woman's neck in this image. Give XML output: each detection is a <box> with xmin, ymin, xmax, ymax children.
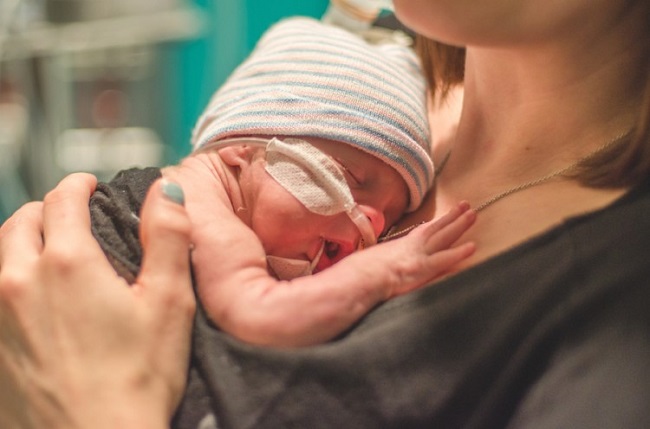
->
<box><xmin>444</xmin><ymin>14</ymin><xmax>646</xmax><ymax>187</ymax></box>
<box><xmin>410</xmin><ymin>7</ymin><xmax>648</xmax><ymax>267</ymax></box>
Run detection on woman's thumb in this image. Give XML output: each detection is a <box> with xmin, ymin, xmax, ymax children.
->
<box><xmin>135</xmin><ymin>179</ymin><xmax>195</xmax><ymax>409</ymax></box>
<box><xmin>137</xmin><ymin>179</ymin><xmax>194</xmax><ymax>304</ymax></box>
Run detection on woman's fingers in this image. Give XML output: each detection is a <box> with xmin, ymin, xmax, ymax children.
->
<box><xmin>43</xmin><ymin>173</ymin><xmax>97</xmax><ymax>241</ymax></box>
<box><xmin>40</xmin><ymin>173</ymin><xmax>119</xmax><ymax>279</ymax></box>
<box><xmin>42</xmin><ymin>172</ymin><xmax>98</xmax><ymax>250</ymax></box>
<box><xmin>0</xmin><ymin>201</ymin><xmax>44</xmax><ymax>269</ymax></box>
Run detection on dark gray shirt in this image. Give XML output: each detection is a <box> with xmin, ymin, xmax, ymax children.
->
<box><xmin>91</xmin><ymin>168</ymin><xmax>650</xmax><ymax>429</ymax></box>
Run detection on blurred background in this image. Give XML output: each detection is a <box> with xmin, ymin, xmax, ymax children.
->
<box><xmin>0</xmin><ymin>0</ymin><xmax>330</xmax><ymax>223</ymax></box>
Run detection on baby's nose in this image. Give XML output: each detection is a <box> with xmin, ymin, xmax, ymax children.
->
<box><xmin>354</xmin><ymin>204</ymin><xmax>386</xmax><ymax>239</ymax></box>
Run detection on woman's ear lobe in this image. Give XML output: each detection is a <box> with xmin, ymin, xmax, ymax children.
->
<box><xmin>218</xmin><ymin>145</ymin><xmax>255</xmax><ymax>167</ymax></box>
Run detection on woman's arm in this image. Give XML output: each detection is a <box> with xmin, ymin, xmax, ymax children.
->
<box><xmin>0</xmin><ymin>173</ymin><xmax>195</xmax><ymax>429</ymax></box>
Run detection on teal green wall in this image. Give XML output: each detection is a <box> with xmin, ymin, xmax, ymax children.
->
<box><xmin>165</xmin><ymin>0</ymin><xmax>329</xmax><ymax>162</ymax></box>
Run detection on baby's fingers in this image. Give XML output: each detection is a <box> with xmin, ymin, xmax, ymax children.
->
<box><xmin>426</xmin><ymin>242</ymin><xmax>476</xmax><ymax>275</ymax></box>
<box><xmin>425</xmin><ymin>201</ymin><xmax>470</xmax><ymax>232</ymax></box>
<box><xmin>417</xmin><ymin>203</ymin><xmax>476</xmax><ymax>252</ymax></box>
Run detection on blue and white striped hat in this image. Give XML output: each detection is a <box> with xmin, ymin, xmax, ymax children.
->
<box><xmin>192</xmin><ymin>17</ymin><xmax>433</xmax><ymax>211</ymax></box>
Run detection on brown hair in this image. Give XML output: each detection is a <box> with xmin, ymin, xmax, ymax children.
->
<box><xmin>414</xmin><ymin>35</ymin><xmax>650</xmax><ymax>188</ymax></box>
<box><xmin>414</xmin><ymin>36</ymin><xmax>465</xmax><ymax>103</ymax></box>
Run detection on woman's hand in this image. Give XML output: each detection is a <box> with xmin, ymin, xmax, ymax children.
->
<box><xmin>0</xmin><ymin>173</ymin><xmax>195</xmax><ymax>429</ymax></box>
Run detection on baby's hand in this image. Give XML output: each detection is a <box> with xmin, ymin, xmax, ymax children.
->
<box><xmin>365</xmin><ymin>202</ymin><xmax>476</xmax><ymax>299</ymax></box>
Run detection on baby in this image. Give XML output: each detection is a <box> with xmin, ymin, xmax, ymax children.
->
<box><xmin>90</xmin><ymin>17</ymin><xmax>475</xmax><ymax>349</ymax></box>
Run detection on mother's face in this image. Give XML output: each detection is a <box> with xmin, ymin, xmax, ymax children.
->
<box><xmin>392</xmin><ymin>0</ymin><xmax>639</xmax><ymax>47</ymax></box>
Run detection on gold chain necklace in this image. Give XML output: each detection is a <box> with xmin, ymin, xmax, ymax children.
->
<box><xmin>379</xmin><ymin>131</ymin><xmax>630</xmax><ymax>242</ymax></box>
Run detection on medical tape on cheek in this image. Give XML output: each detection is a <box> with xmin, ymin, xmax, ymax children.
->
<box><xmin>266</xmin><ymin>242</ymin><xmax>324</xmax><ymax>280</ymax></box>
<box><xmin>264</xmin><ymin>138</ymin><xmax>377</xmax><ymax>247</ymax></box>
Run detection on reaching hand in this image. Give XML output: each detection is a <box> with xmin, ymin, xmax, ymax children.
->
<box><xmin>0</xmin><ymin>173</ymin><xmax>195</xmax><ymax>429</ymax></box>
<box><xmin>349</xmin><ymin>201</ymin><xmax>477</xmax><ymax>299</ymax></box>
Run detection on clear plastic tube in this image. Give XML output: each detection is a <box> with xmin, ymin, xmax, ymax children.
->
<box><xmin>347</xmin><ymin>204</ymin><xmax>377</xmax><ymax>248</ymax></box>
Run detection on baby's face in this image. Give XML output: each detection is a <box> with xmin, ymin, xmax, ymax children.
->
<box><xmin>245</xmin><ymin>137</ymin><xmax>409</xmax><ymax>271</ymax></box>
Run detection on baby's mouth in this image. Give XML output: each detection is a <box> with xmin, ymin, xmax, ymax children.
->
<box><xmin>314</xmin><ymin>239</ymin><xmax>355</xmax><ymax>273</ymax></box>
<box><xmin>324</xmin><ymin>241</ymin><xmax>341</xmax><ymax>260</ymax></box>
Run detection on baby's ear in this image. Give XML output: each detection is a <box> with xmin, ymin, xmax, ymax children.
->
<box><xmin>218</xmin><ymin>145</ymin><xmax>256</xmax><ymax>167</ymax></box>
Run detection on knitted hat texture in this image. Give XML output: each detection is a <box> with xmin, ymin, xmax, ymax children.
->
<box><xmin>192</xmin><ymin>17</ymin><xmax>433</xmax><ymax>211</ymax></box>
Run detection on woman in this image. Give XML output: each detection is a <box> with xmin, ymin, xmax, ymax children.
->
<box><xmin>1</xmin><ymin>0</ymin><xmax>649</xmax><ymax>428</ymax></box>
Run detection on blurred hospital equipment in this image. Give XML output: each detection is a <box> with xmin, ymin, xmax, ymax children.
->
<box><xmin>0</xmin><ymin>0</ymin><xmax>205</xmax><ymax>220</ymax></box>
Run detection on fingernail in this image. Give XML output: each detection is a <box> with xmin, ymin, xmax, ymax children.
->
<box><xmin>161</xmin><ymin>180</ymin><xmax>185</xmax><ymax>206</ymax></box>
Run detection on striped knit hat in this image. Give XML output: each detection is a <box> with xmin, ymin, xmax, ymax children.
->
<box><xmin>192</xmin><ymin>17</ymin><xmax>433</xmax><ymax>211</ymax></box>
